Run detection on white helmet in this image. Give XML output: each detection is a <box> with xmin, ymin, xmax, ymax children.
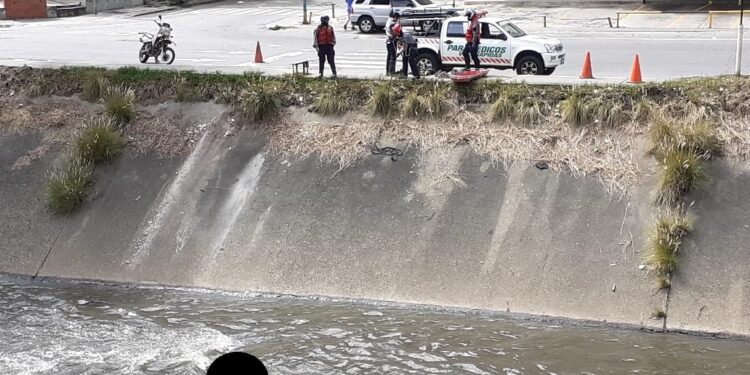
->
<box><xmin>465</xmin><ymin>9</ymin><xmax>476</xmax><ymax>20</ymax></box>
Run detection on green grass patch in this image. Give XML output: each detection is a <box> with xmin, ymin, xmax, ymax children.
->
<box><xmin>651</xmin><ymin>308</ymin><xmax>667</xmax><ymax>319</ymax></box>
<box><xmin>648</xmin><ymin>116</ymin><xmax>722</xmax><ymax>160</ymax></box>
<box><xmin>47</xmin><ymin>160</ymin><xmax>94</xmax><ymax>214</ymax></box>
<box><xmin>369</xmin><ymin>84</ymin><xmax>396</xmax><ymax>117</ymax></box>
<box><xmin>75</xmin><ymin>117</ymin><xmax>125</xmax><ymax>165</ymax></box>
<box><xmin>82</xmin><ymin>72</ymin><xmax>110</xmax><ymax>102</ymax></box>
<box><xmin>402</xmin><ymin>86</ymin><xmax>451</xmax><ymax>118</ymax></box>
<box><xmin>239</xmin><ymin>82</ymin><xmax>281</xmax><ymax>122</ymax></box>
<box><xmin>105</xmin><ymin>85</ymin><xmax>136</xmax><ymax>126</ymax></box>
<box><xmin>561</xmin><ymin>92</ymin><xmax>588</xmax><ymax>127</ymax></box>
<box><xmin>653</xmin><ymin>149</ymin><xmax>709</xmax><ymax>206</ymax></box>
<box><xmin>312</xmin><ymin>91</ymin><xmax>355</xmax><ymax>116</ymax></box>
<box><xmin>646</xmin><ymin>211</ymin><xmax>692</xmax><ymax>287</ymax></box>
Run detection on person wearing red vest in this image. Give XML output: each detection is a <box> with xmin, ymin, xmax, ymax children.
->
<box><xmin>463</xmin><ymin>9</ymin><xmax>487</xmax><ymax>70</ymax></box>
<box><xmin>313</xmin><ymin>16</ymin><xmax>337</xmax><ymax>78</ymax></box>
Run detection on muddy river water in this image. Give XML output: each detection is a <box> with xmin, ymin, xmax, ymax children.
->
<box><xmin>1</xmin><ymin>275</ymin><xmax>748</xmax><ymax>374</ymax></box>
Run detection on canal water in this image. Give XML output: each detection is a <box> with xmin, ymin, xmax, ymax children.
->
<box><xmin>1</xmin><ymin>275</ymin><xmax>748</xmax><ymax>375</ymax></box>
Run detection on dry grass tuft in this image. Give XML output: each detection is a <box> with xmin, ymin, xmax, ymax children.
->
<box><xmin>403</xmin><ymin>86</ymin><xmax>451</xmax><ymax>118</ymax></box>
<box><xmin>645</xmin><ymin>210</ymin><xmax>693</xmax><ymax>287</ymax></box>
<box><xmin>649</xmin><ymin>116</ymin><xmax>722</xmax><ymax>160</ymax></box>
<box><xmin>653</xmin><ymin>149</ymin><xmax>708</xmax><ymax>206</ymax></box>
<box><xmin>47</xmin><ymin>159</ymin><xmax>94</xmax><ymax>214</ymax></box>
<box><xmin>75</xmin><ymin>117</ymin><xmax>125</xmax><ymax>165</ymax></box>
<box><xmin>369</xmin><ymin>84</ymin><xmax>396</xmax><ymax>117</ymax></box>
<box><xmin>312</xmin><ymin>91</ymin><xmax>354</xmax><ymax>116</ymax></box>
<box><xmin>105</xmin><ymin>85</ymin><xmax>136</xmax><ymax>126</ymax></box>
<box><xmin>239</xmin><ymin>83</ymin><xmax>281</xmax><ymax>123</ymax></box>
<box><xmin>82</xmin><ymin>72</ymin><xmax>110</xmax><ymax>102</ymax></box>
<box><xmin>561</xmin><ymin>92</ymin><xmax>588</xmax><ymax>127</ymax></box>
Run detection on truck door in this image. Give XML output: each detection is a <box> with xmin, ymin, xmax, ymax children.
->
<box><xmin>477</xmin><ymin>22</ymin><xmax>511</xmax><ymax>67</ymax></box>
<box><xmin>440</xmin><ymin>20</ymin><xmax>467</xmax><ymax>66</ymax></box>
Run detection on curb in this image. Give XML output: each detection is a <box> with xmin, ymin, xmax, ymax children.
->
<box><xmin>132</xmin><ymin>6</ymin><xmax>177</xmax><ymax>17</ymax></box>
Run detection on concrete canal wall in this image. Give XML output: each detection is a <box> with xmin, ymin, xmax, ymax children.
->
<box><xmin>1</xmin><ymin>104</ymin><xmax>748</xmax><ymax>337</ymax></box>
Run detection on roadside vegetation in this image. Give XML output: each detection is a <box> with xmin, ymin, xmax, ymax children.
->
<box><xmin>105</xmin><ymin>85</ymin><xmax>136</xmax><ymax>125</ymax></box>
<box><xmin>74</xmin><ymin>117</ymin><xmax>125</xmax><ymax>165</ymax></box>
<box><xmin>47</xmin><ymin>160</ymin><xmax>94</xmax><ymax>214</ymax></box>
<box><xmin>643</xmin><ymin>113</ymin><xmax>721</xmax><ymax>290</ymax></box>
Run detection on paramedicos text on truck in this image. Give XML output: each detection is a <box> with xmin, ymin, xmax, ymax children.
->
<box><xmin>406</xmin><ymin>15</ymin><xmax>566</xmax><ymax>76</ymax></box>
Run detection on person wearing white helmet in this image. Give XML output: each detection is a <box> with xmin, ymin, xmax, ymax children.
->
<box><xmin>463</xmin><ymin>9</ymin><xmax>488</xmax><ymax>70</ymax></box>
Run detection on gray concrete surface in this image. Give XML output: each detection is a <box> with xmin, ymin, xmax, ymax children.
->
<box><xmin>666</xmin><ymin>161</ymin><xmax>750</xmax><ymax>334</ymax></box>
<box><xmin>0</xmin><ymin>133</ymin><xmax>67</xmax><ymax>276</ymax></box>
<box><xmin>1</xmin><ymin>0</ymin><xmax>750</xmax><ymax>84</ymax></box>
<box><xmin>84</xmin><ymin>0</ymin><xmax>144</xmax><ymax>14</ymax></box>
<box><xmin>2</xmin><ymin>101</ymin><xmax>749</xmax><ymax>335</ymax></box>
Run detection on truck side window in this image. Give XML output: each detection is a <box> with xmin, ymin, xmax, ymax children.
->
<box><xmin>355</xmin><ymin>0</ymin><xmax>366</xmax><ymax>4</ymax></box>
<box><xmin>482</xmin><ymin>23</ymin><xmax>506</xmax><ymax>40</ymax></box>
<box><xmin>372</xmin><ymin>0</ymin><xmax>389</xmax><ymax>5</ymax></box>
<box><xmin>446</xmin><ymin>21</ymin><xmax>466</xmax><ymax>37</ymax></box>
<box><xmin>391</xmin><ymin>0</ymin><xmax>410</xmax><ymax>6</ymax></box>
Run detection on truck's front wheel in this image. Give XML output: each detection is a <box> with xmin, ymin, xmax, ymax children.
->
<box><xmin>417</xmin><ymin>52</ymin><xmax>439</xmax><ymax>76</ymax></box>
<box><xmin>516</xmin><ymin>55</ymin><xmax>544</xmax><ymax>75</ymax></box>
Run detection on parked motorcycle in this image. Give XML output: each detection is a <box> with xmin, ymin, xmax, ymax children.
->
<box><xmin>138</xmin><ymin>15</ymin><xmax>176</xmax><ymax>64</ymax></box>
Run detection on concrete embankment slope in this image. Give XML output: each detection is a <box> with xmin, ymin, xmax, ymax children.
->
<box><xmin>1</xmin><ymin>108</ymin><xmax>749</xmax><ymax>336</ymax></box>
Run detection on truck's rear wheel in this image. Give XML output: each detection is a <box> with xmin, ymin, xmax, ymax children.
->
<box><xmin>417</xmin><ymin>52</ymin><xmax>439</xmax><ymax>76</ymax></box>
<box><xmin>516</xmin><ymin>55</ymin><xmax>543</xmax><ymax>75</ymax></box>
<box><xmin>358</xmin><ymin>16</ymin><xmax>375</xmax><ymax>33</ymax></box>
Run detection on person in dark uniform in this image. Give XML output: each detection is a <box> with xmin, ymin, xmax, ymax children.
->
<box><xmin>313</xmin><ymin>15</ymin><xmax>337</xmax><ymax>78</ymax></box>
<box><xmin>463</xmin><ymin>9</ymin><xmax>487</xmax><ymax>70</ymax></box>
<box><xmin>385</xmin><ymin>11</ymin><xmax>401</xmax><ymax>75</ymax></box>
<box><xmin>393</xmin><ymin>24</ymin><xmax>419</xmax><ymax>79</ymax></box>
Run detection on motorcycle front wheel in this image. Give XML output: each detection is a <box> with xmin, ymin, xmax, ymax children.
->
<box><xmin>159</xmin><ymin>47</ymin><xmax>176</xmax><ymax>65</ymax></box>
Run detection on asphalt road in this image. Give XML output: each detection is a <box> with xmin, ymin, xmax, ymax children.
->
<box><xmin>1</xmin><ymin>0</ymin><xmax>749</xmax><ymax>84</ymax></box>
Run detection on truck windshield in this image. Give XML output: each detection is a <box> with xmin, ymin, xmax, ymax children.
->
<box><xmin>414</xmin><ymin>0</ymin><xmax>434</xmax><ymax>5</ymax></box>
<box><xmin>500</xmin><ymin>22</ymin><xmax>526</xmax><ymax>37</ymax></box>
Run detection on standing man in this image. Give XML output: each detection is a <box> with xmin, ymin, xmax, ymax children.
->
<box><xmin>394</xmin><ymin>24</ymin><xmax>420</xmax><ymax>79</ymax></box>
<box><xmin>385</xmin><ymin>11</ymin><xmax>401</xmax><ymax>75</ymax></box>
<box><xmin>463</xmin><ymin>9</ymin><xmax>487</xmax><ymax>70</ymax></box>
<box><xmin>314</xmin><ymin>16</ymin><xmax>337</xmax><ymax>78</ymax></box>
<box><xmin>344</xmin><ymin>0</ymin><xmax>355</xmax><ymax>30</ymax></box>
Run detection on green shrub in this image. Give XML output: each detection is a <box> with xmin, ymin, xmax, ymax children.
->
<box><xmin>239</xmin><ymin>83</ymin><xmax>281</xmax><ymax>122</ymax></box>
<box><xmin>82</xmin><ymin>72</ymin><xmax>110</xmax><ymax>102</ymax></box>
<box><xmin>653</xmin><ymin>149</ymin><xmax>709</xmax><ymax>206</ymax></box>
<box><xmin>105</xmin><ymin>85</ymin><xmax>136</xmax><ymax>126</ymax></box>
<box><xmin>47</xmin><ymin>160</ymin><xmax>94</xmax><ymax>214</ymax></box>
<box><xmin>75</xmin><ymin>117</ymin><xmax>125</xmax><ymax>165</ymax></box>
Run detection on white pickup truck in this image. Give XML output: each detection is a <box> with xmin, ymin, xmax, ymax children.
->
<box><xmin>411</xmin><ymin>16</ymin><xmax>566</xmax><ymax>75</ymax></box>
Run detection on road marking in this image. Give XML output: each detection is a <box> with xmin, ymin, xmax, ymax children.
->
<box><xmin>668</xmin><ymin>14</ymin><xmax>687</xmax><ymax>28</ymax></box>
<box><xmin>620</xmin><ymin>4</ymin><xmax>648</xmax><ymax>22</ymax></box>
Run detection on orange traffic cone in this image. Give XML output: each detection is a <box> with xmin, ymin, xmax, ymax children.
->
<box><xmin>629</xmin><ymin>54</ymin><xmax>643</xmax><ymax>84</ymax></box>
<box><xmin>254</xmin><ymin>42</ymin><xmax>264</xmax><ymax>64</ymax></box>
<box><xmin>580</xmin><ymin>51</ymin><xmax>593</xmax><ymax>79</ymax></box>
